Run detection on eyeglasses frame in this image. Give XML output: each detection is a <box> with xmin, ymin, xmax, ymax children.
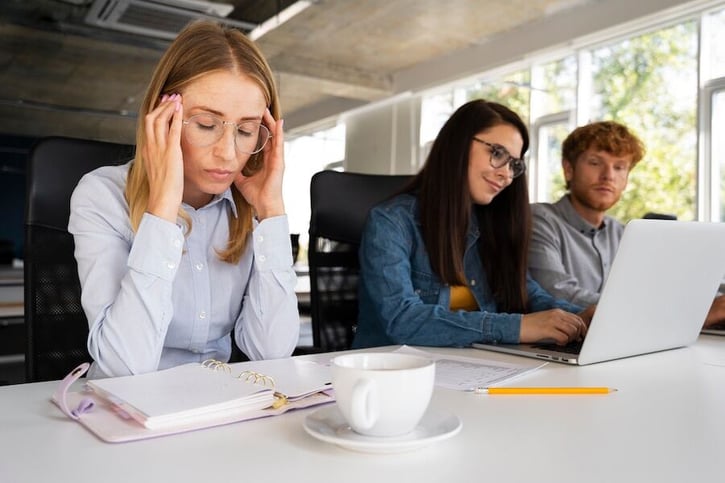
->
<box><xmin>182</xmin><ymin>114</ymin><xmax>272</xmax><ymax>155</ymax></box>
<box><xmin>472</xmin><ymin>137</ymin><xmax>526</xmax><ymax>178</ymax></box>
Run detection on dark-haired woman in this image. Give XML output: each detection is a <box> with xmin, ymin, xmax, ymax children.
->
<box><xmin>353</xmin><ymin>99</ymin><xmax>589</xmax><ymax>349</ymax></box>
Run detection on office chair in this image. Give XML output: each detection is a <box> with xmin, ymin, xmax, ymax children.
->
<box><xmin>308</xmin><ymin>170</ymin><xmax>413</xmax><ymax>351</ymax></box>
<box><xmin>642</xmin><ymin>212</ymin><xmax>677</xmax><ymax>220</ymax></box>
<box><xmin>24</xmin><ymin>136</ymin><xmax>134</xmax><ymax>382</ymax></box>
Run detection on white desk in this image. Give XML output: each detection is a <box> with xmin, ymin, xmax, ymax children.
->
<box><xmin>1</xmin><ymin>337</ymin><xmax>724</xmax><ymax>483</ymax></box>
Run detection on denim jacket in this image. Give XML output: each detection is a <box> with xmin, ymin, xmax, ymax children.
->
<box><xmin>352</xmin><ymin>193</ymin><xmax>581</xmax><ymax>349</ymax></box>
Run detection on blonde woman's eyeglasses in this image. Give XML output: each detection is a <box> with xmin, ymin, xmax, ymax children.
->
<box><xmin>183</xmin><ymin>113</ymin><xmax>271</xmax><ymax>155</ymax></box>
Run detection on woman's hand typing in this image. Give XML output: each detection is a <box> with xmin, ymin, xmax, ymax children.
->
<box><xmin>520</xmin><ymin>309</ymin><xmax>588</xmax><ymax>345</ymax></box>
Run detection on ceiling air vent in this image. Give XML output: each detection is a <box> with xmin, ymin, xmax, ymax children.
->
<box><xmin>85</xmin><ymin>0</ymin><xmax>257</xmax><ymax>40</ymax></box>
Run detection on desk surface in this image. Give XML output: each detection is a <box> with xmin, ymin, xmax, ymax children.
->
<box><xmin>2</xmin><ymin>336</ymin><xmax>724</xmax><ymax>483</ymax></box>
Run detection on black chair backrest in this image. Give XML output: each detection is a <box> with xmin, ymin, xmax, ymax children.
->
<box><xmin>24</xmin><ymin>136</ymin><xmax>134</xmax><ymax>382</ymax></box>
<box><xmin>642</xmin><ymin>212</ymin><xmax>677</xmax><ymax>220</ymax></box>
<box><xmin>308</xmin><ymin>170</ymin><xmax>413</xmax><ymax>351</ymax></box>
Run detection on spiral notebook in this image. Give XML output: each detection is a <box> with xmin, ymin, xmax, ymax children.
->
<box><xmin>52</xmin><ymin>358</ymin><xmax>334</xmax><ymax>443</ymax></box>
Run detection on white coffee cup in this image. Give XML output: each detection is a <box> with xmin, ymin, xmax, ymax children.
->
<box><xmin>331</xmin><ymin>352</ymin><xmax>435</xmax><ymax>437</ymax></box>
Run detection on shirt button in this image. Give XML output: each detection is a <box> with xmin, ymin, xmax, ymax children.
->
<box><xmin>195</xmin><ymin>263</ymin><xmax>204</xmax><ymax>271</ymax></box>
<box><xmin>257</xmin><ymin>235</ymin><xmax>264</xmax><ymax>243</ymax></box>
<box><xmin>173</xmin><ymin>239</ymin><xmax>182</xmax><ymax>248</ymax></box>
<box><xmin>166</xmin><ymin>261</ymin><xmax>176</xmax><ymax>270</ymax></box>
<box><xmin>199</xmin><ymin>311</ymin><xmax>207</xmax><ymax>319</ymax></box>
<box><xmin>470</xmin><ymin>279</ymin><xmax>476</xmax><ymax>286</ymax></box>
<box><xmin>258</xmin><ymin>255</ymin><xmax>266</xmax><ymax>262</ymax></box>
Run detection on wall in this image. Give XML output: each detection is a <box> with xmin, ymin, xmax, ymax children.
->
<box><xmin>343</xmin><ymin>95</ymin><xmax>421</xmax><ymax>174</ymax></box>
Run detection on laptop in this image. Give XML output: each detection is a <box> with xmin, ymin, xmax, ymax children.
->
<box><xmin>701</xmin><ymin>323</ymin><xmax>725</xmax><ymax>336</ymax></box>
<box><xmin>473</xmin><ymin>219</ymin><xmax>725</xmax><ymax>365</ymax></box>
<box><xmin>701</xmin><ymin>278</ymin><xmax>725</xmax><ymax>336</ymax></box>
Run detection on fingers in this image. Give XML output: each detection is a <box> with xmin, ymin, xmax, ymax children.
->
<box><xmin>552</xmin><ymin>311</ymin><xmax>587</xmax><ymax>344</ymax></box>
<box><xmin>168</xmin><ymin>97</ymin><xmax>183</xmax><ymax>142</ymax></box>
<box><xmin>261</xmin><ymin>108</ymin><xmax>285</xmax><ymax>171</ymax></box>
<box><xmin>145</xmin><ymin>94</ymin><xmax>180</xmax><ymax>150</ymax></box>
<box><xmin>142</xmin><ymin>93</ymin><xmax>184</xmax><ymax>222</ymax></box>
<box><xmin>263</xmin><ymin>107</ymin><xmax>283</xmax><ymax>143</ymax></box>
<box><xmin>521</xmin><ymin>309</ymin><xmax>587</xmax><ymax>345</ymax></box>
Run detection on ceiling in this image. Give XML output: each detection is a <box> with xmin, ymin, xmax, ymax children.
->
<box><xmin>0</xmin><ymin>0</ymin><xmax>596</xmax><ymax>144</ymax></box>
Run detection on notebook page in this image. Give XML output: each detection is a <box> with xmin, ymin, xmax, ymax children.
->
<box><xmin>87</xmin><ymin>363</ymin><xmax>275</xmax><ymax>427</ymax></box>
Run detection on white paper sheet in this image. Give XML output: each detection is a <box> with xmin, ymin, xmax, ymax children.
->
<box><xmin>395</xmin><ymin>346</ymin><xmax>547</xmax><ymax>391</ymax></box>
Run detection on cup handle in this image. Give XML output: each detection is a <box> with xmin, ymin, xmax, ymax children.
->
<box><xmin>349</xmin><ymin>378</ymin><xmax>378</xmax><ymax>431</ymax></box>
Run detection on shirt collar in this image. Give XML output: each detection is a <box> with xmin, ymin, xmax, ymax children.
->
<box><xmin>555</xmin><ymin>194</ymin><xmax>604</xmax><ymax>234</ymax></box>
<box><xmin>182</xmin><ymin>188</ymin><xmax>239</xmax><ymax>218</ymax></box>
<box><xmin>218</xmin><ymin>188</ymin><xmax>239</xmax><ymax>218</ymax></box>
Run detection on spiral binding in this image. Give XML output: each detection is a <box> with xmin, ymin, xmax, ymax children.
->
<box><xmin>201</xmin><ymin>359</ymin><xmax>232</xmax><ymax>374</ymax></box>
<box><xmin>201</xmin><ymin>359</ymin><xmax>287</xmax><ymax>408</ymax></box>
<box><xmin>237</xmin><ymin>370</ymin><xmax>275</xmax><ymax>387</ymax></box>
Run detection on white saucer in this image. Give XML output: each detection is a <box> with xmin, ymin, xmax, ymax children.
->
<box><xmin>303</xmin><ymin>405</ymin><xmax>462</xmax><ymax>454</ymax></box>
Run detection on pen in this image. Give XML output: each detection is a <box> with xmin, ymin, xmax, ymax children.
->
<box><xmin>475</xmin><ymin>387</ymin><xmax>617</xmax><ymax>395</ymax></box>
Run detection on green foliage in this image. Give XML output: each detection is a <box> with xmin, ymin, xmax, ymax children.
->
<box><xmin>437</xmin><ymin>23</ymin><xmax>700</xmax><ymax>224</ymax></box>
<box><xmin>587</xmin><ymin>22</ymin><xmax>698</xmax><ymax>221</ymax></box>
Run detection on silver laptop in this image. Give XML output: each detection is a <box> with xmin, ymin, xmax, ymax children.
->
<box><xmin>473</xmin><ymin>219</ymin><xmax>725</xmax><ymax>365</ymax></box>
<box><xmin>701</xmin><ymin>323</ymin><xmax>725</xmax><ymax>336</ymax></box>
<box><xmin>701</xmin><ymin>278</ymin><xmax>725</xmax><ymax>336</ymax></box>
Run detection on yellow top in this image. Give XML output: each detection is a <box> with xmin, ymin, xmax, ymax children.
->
<box><xmin>449</xmin><ymin>285</ymin><xmax>478</xmax><ymax>311</ymax></box>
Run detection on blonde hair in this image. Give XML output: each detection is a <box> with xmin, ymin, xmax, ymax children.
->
<box><xmin>126</xmin><ymin>20</ymin><xmax>281</xmax><ymax>263</ymax></box>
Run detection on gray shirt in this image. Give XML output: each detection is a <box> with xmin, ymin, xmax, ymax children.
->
<box><xmin>528</xmin><ymin>195</ymin><xmax>624</xmax><ymax>307</ymax></box>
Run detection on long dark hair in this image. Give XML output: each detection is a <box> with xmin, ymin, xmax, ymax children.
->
<box><xmin>407</xmin><ymin>99</ymin><xmax>531</xmax><ymax>313</ymax></box>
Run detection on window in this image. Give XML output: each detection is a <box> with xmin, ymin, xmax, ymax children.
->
<box><xmin>704</xmin><ymin>80</ymin><xmax>725</xmax><ymax>221</ymax></box>
<box><xmin>714</xmin><ymin>89</ymin><xmax>725</xmax><ymax>221</ymax></box>
<box><xmin>588</xmin><ymin>22</ymin><xmax>698</xmax><ymax>221</ymax></box>
<box><xmin>420</xmin><ymin>20</ymin><xmax>701</xmax><ymax>222</ymax></box>
<box><xmin>529</xmin><ymin>56</ymin><xmax>577</xmax><ymax>202</ymax></box>
<box><xmin>531</xmin><ymin>113</ymin><xmax>572</xmax><ymax>202</ymax></box>
<box><xmin>283</xmin><ymin>123</ymin><xmax>345</xmax><ymax>264</ymax></box>
<box><xmin>701</xmin><ymin>7</ymin><xmax>725</xmax><ymax>221</ymax></box>
<box><xmin>419</xmin><ymin>71</ymin><xmax>530</xmax><ymax>170</ymax></box>
<box><xmin>702</xmin><ymin>7</ymin><xmax>725</xmax><ymax>80</ymax></box>
<box><xmin>460</xmin><ymin>70</ymin><xmax>531</xmax><ymax>125</ymax></box>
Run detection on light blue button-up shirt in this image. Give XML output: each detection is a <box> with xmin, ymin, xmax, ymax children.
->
<box><xmin>69</xmin><ymin>162</ymin><xmax>299</xmax><ymax>379</ymax></box>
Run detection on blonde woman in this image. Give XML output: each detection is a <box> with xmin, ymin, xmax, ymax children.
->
<box><xmin>69</xmin><ymin>21</ymin><xmax>299</xmax><ymax>378</ymax></box>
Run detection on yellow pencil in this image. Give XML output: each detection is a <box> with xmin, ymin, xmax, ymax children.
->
<box><xmin>476</xmin><ymin>387</ymin><xmax>617</xmax><ymax>395</ymax></box>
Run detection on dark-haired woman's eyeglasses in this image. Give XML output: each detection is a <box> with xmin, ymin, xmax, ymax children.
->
<box><xmin>472</xmin><ymin>137</ymin><xmax>526</xmax><ymax>178</ymax></box>
<box><xmin>182</xmin><ymin>113</ymin><xmax>271</xmax><ymax>155</ymax></box>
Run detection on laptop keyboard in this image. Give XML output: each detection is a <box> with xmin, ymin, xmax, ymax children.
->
<box><xmin>533</xmin><ymin>341</ymin><xmax>583</xmax><ymax>354</ymax></box>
